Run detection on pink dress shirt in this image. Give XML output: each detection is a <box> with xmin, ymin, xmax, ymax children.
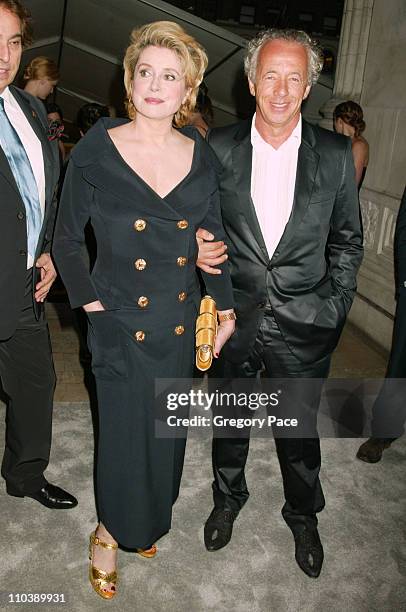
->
<box><xmin>250</xmin><ymin>114</ymin><xmax>301</xmax><ymax>259</ymax></box>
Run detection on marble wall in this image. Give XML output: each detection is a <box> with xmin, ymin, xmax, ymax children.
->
<box><xmin>361</xmin><ymin>1</ymin><xmax>406</xmax><ymax>196</ymax></box>
<box><xmin>349</xmin><ymin>0</ymin><xmax>406</xmax><ymax>350</ymax></box>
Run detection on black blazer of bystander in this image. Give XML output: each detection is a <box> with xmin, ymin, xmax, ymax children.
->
<box><xmin>387</xmin><ymin>186</ymin><xmax>406</xmax><ymax>377</ymax></box>
<box><xmin>0</xmin><ymin>86</ymin><xmax>59</xmax><ymax>339</ymax></box>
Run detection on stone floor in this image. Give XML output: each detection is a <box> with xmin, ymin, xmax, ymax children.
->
<box><xmin>48</xmin><ymin>302</ymin><xmax>91</xmax><ymax>402</ymax></box>
<box><xmin>47</xmin><ymin>302</ymin><xmax>389</xmax><ymax>403</ymax></box>
<box><xmin>2</xmin><ymin>304</ymin><xmax>404</xmax><ymax>612</ymax></box>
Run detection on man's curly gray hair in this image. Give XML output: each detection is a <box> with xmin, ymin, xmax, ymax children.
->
<box><xmin>244</xmin><ymin>29</ymin><xmax>324</xmax><ymax>86</ymax></box>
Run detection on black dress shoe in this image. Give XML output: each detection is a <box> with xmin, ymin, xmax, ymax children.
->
<box><xmin>9</xmin><ymin>483</ymin><xmax>78</xmax><ymax>509</ymax></box>
<box><xmin>204</xmin><ymin>507</ymin><xmax>237</xmax><ymax>551</ymax></box>
<box><xmin>294</xmin><ymin>526</ymin><xmax>324</xmax><ymax>578</ymax></box>
<box><xmin>356</xmin><ymin>437</ymin><xmax>396</xmax><ymax>463</ymax></box>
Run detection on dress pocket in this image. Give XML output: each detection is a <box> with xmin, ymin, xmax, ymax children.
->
<box><xmin>87</xmin><ymin>311</ymin><xmax>128</xmax><ymax>380</ymax></box>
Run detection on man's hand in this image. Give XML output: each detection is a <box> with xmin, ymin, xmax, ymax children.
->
<box><xmin>196</xmin><ymin>228</ymin><xmax>228</xmax><ymax>275</ymax></box>
<box><xmin>34</xmin><ymin>253</ymin><xmax>57</xmax><ymax>302</ymax></box>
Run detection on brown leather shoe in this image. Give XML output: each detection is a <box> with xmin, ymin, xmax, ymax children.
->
<box><xmin>356</xmin><ymin>438</ymin><xmax>396</xmax><ymax>463</ymax></box>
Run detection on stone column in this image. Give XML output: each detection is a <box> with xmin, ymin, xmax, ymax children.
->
<box><xmin>319</xmin><ymin>0</ymin><xmax>374</xmax><ymax>129</ymax></box>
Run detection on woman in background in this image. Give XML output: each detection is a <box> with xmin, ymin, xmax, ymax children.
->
<box><xmin>334</xmin><ymin>100</ymin><xmax>369</xmax><ymax>189</ymax></box>
<box><xmin>23</xmin><ymin>55</ymin><xmax>59</xmax><ymax>101</ymax></box>
<box><xmin>53</xmin><ymin>21</ymin><xmax>235</xmax><ymax>600</ymax></box>
<box><xmin>24</xmin><ymin>57</ymin><xmax>63</xmax><ymax>162</ymax></box>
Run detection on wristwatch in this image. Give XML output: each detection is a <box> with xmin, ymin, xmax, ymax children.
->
<box><xmin>218</xmin><ymin>312</ymin><xmax>236</xmax><ymax>322</ymax></box>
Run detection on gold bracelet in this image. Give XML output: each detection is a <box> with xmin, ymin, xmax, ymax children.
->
<box><xmin>218</xmin><ymin>312</ymin><xmax>236</xmax><ymax>322</ymax></box>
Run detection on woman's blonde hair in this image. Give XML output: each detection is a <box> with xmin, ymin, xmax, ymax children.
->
<box><xmin>23</xmin><ymin>56</ymin><xmax>60</xmax><ymax>82</ymax></box>
<box><xmin>123</xmin><ymin>21</ymin><xmax>208</xmax><ymax>126</ymax></box>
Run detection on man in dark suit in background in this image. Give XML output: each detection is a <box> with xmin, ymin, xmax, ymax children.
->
<box><xmin>357</xmin><ymin>186</ymin><xmax>406</xmax><ymax>462</ymax></box>
<box><xmin>197</xmin><ymin>29</ymin><xmax>363</xmax><ymax>577</ymax></box>
<box><xmin>0</xmin><ymin>0</ymin><xmax>76</xmax><ymax>509</ymax></box>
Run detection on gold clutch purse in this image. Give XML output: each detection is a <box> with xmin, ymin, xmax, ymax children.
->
<box><xmin>195</xmin><ymin>295</ymin><xmax>217</xmax><ymax>371</ymax></box>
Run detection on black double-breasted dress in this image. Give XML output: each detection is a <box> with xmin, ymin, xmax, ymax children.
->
<box><xmin>53</xmin><ymin>118</ymin><xmax>233</xmax><ymax>548</ymax></box>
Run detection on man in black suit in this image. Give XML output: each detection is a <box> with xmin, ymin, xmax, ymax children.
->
<box><xmin>357</xmin><ymin>186</ymin><xmax>406</xmax><ymax>462</ymax></box>
<box><xmin>197</xmin><ymin>29</ymin><xmax>363</xmax><ymax>577</ymax></box>
<box><xmin>0</xmin><ymin>0</ymin><xmax>76</xmax><ymax>509</ymax></box>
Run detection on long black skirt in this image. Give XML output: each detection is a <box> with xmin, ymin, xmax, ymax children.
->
<box><xmin>87</xmin><ymin>307</ymin><xmax>195</xmax><ymax>548</ymax></box>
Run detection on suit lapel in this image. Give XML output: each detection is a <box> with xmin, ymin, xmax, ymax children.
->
<box><xmin>270</xmin><ymin>120</ymin><xmax>319</xmax><ymax>260</ymax></box>
<box><xmin>232</xmin><ymin>123</ymin><xmax>269</xmax><ymax>264</ymax></box>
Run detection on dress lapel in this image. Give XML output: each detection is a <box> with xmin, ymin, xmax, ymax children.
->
<box><xmin>232</xmin><ymin>122</ymin><xmax>269</xmax><ymax>264</ymax></box>
<box><xmin>83</xmin><ymin>157</ymin><xmax>185</xmax><ymax>222</ymax></box>
<box><xmin>81</xmin><ymin>117</ymin><xmax>188</xmax><ymax>222</ymax></box>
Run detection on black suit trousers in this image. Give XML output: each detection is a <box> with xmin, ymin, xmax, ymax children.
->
<box><xmin>210</xmin><ymin>306</ymin><xmax>331</xmax><ymax>534</ymax></box>
<box><xmin>371</xmin><ymin>293</ymin><xmax>406</xmax><ymax>439</ymax></box>
<box><xmin>0</xmin><ymin>270</ymin><xmax>56</xmax><ymax>494</ymax></box>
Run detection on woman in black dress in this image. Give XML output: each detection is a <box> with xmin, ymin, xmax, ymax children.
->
<box><xmin>333</xmin><ymin>100</ymin><xmax>369</xmax><ymax>189</ymax></box>
<box><xmin>53</xmin><ymin>21</ymin><xmax>235</xmax><ymax>599</ymax></box>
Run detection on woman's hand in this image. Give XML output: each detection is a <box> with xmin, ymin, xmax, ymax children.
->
<box><xmin>214</xmin><ymin>311</ymin><xmax>236</xmax><ymax>357</ymax></box>
<box><xmin>83</xmin><ymin>300</ymin><xmax>105</xmax><ymax>313</ymax></box>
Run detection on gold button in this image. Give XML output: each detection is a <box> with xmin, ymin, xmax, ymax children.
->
<box><xmin>135</xmin><ymin>258</ymin><xmax>147</xmax><ymax>270</ymax></box>
<box><xmin>177</xmin><ymin>220</ymin><xmax>188</xmax><ymax>230</ymax></box>
<box><xmin>174</xmin><ymin>325</ymin><xmax>185</xmax><ymax>335</ymax></box>
<box><xmin>135</xmin><ymin>331</ymin><xmax>145</xmax><ymax>342</ymax></box>
<box><xmin>134</xmin><ymin>219</ymin><xmax>146</xmax><ymax>231</ymax></box>
<box><xmin>178</xmin><ymin>291</ymin><xmax>187</xmax><ymax>302</ymax></box>
<box><xmin>137</xmin><ymin>296</ymin><xmax>149</xmax><ymax>308</ymax></box>
<box><xmin>177</xmin><ymin>256</ymin><xmax>187</xmax><ymax>267</ymax></box>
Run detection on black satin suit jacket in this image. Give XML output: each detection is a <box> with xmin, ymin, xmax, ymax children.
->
<box><xmin>208</xmin><ymin>118</ymin><xmax>364</xmax><ymax>364</ymax></box>
<box><xmin>0</xmin><ymin>87</ymin><xmax>59</xmax><ymax>339</ymax></box>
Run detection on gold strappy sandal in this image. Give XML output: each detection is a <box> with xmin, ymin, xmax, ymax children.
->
<box><xmin>89</xmin><ymin>531</ymin><xmax>118</xmax><ymax>599</ymax></box>
<box><xmin>136</xmin><ymin>543</ymin><xmax>158</xmax><ymax>558</ymax></box>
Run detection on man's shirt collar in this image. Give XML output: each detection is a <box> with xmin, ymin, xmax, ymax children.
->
<box><xmin>251</xmin><ymin>113</ymin><xmax>302</xmax><ymax>152</ymax></box>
